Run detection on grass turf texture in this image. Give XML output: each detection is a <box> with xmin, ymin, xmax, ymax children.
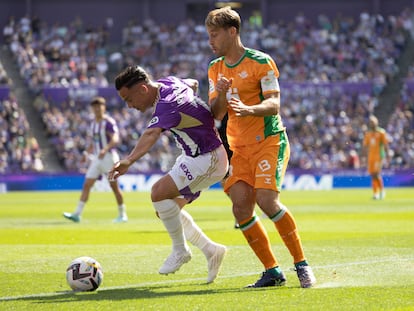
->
<box><xmin>0</xmin><ymin>188</ymin><xmax>413</xmax><ymax>311</ymax></box>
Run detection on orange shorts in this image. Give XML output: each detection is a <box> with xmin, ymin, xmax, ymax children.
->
<box><xmin>224</xmin><ymin>132</ymin><xmax>290</xmax><ymax>193</ymax></box>
<box><xmin>367</xmin><ymin>157</ymin><xmax>382</xmax><ymax>174</ymax></box>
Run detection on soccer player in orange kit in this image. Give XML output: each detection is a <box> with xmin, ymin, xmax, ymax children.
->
<box><xmin>363</xmin><ymin>115</ymin><xmax>390</xmax><ymax>199</ymax></box>
<box><xmin>205</xmin><ymin>6</ymin><xmax>316</xmax><ymax>288</ymax></box>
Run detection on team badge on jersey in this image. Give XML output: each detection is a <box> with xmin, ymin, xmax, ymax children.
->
<box><xmin>261</xmin><ymin>70</ymin><xmax>279</xmax><ymax>93</ymax></box>
<box><xmin>148</xmin><ymin>116</ymin><xmax>159</xmax><ymax>127</ymax></box>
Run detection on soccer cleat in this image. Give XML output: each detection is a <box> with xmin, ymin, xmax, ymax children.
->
<box><xmin>379</xmin><ymin>191</ymin><xmax>386</xmax><ymax>200</ymax></box>
<box><xmin>63</xmin><ymin>212</ymin><xmax>80</xmax><ymax>223</ymax></box>
<box><xmin>296</xmin><ymin>265</ymin><xmax>316</xmax><ymax>288</ymax></box>
<box><xmin>206</xmin><ymin>244</ymin><xmax>227</xmax><ymax>283</ymax></box>
<box><xmin>113</xmin><ymin>215</ymin><xmax>128</xmax><ymax>223</ymax></box>
<box><xmin>246</xmin><ymin>270</ymin><xmax>286</xmax><ymax>288</ymax></box>
<box><xmin>159</xmin><ymin>249</ymin><xmax>192</xmax><ymax>275</ymax></box>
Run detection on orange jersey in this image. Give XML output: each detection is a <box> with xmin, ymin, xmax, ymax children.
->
<box><xmin>208</xmin><ymin>48</ymin><xmax>284</xmax><ymax>148</ymax></box>
<box><xmin>363</xmin><ymin>127</ymin><xmax>388</xmax><ymax>162</ymax></box>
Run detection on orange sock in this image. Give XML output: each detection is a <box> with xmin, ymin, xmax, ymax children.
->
<box><xmin>239</xmin><ymin>215</ymin><xmax>278</xmax><ymax>270</ymax></box>
<box><xmin>372</xmin><ymin>178</ymin><xmax>379</xmax><ymax>194</ymax></box>
<box><xmin>272</xmin><ymin>208</ymin><xmax>305</xmax><ymax>264</ymax></box>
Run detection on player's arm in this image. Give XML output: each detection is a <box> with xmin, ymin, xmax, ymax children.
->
<box><xmin>209</xmin><ymin>77</ymin><xmax>232</xmax><ymax>121</ymax></box>
<box><xmin>108</xmin><ymin>127</ymin><xmax>162</xmax><ymax>179</ymax></box>
<box><xmin>229</xmin><ymin>92</ymin><xmax>280</xmax><ymax>117</ymax></box>
<box><xmin>104</xmin><ymin>131</ymin><xmax>120</xmax><ymax>152</ymax></box>
<box><xmin>82</xmin><ymin>135</ymin><xmax>94</xmax><ymax>161</ymax></box>
<box><xmin>361</xmin><ymin>135</ymin><xmax>369</xmax><ymax>166</ymax></box>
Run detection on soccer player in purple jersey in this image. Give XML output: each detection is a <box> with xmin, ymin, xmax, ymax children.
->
<box><xmin>63</xmin><ymin>96</ymin><xmax>128</xmax><ymax>223</ymax></box>
<box><xmin>109</xmin><ymin>65</ymin><xmax>229</xmax><ymax>283</ymax></box>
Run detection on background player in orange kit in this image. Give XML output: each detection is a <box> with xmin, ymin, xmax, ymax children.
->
<box><xmin>363</xmin><ymin>115</ymin><xmax>390</xmax><ymax>199</ymax></box>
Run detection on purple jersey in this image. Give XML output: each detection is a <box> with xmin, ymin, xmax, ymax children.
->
<box><xmin>147</xmin><ymin>76</ymin><xmax>222</xmax><ymax>157</ymax></box>
<box><xmin>91</xmin><ymin>115</ymin><xmax>118</xmax><ymax>155</ymax></box>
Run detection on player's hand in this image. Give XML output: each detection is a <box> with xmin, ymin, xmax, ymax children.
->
<box><xmin>108</xmin><ymin>159</ymin><xmax>131</xmax><ymax>181</ymax></box>
<box><xmin>228</xmin><ymin>97</ymin><xmax>252</xmax><ymax>116</ymax></box>
<box><xmin>216</xmin><ymin>77</ymin><xmax>232</xmax><ymax>94</ymax></box>
<box><xmin>98</xmin><ymin>149</ymin><xmax>106</xmax><ymax>159</ymax></box>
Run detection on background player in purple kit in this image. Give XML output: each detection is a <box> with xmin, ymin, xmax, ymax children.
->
<box><xmin>63</xmin><ymin>96</ymin><xmax>128</xmax><ymax>223</ymax></box>
<box><xmin>109</xmin><ymin>65</ymin><xmax>228</xmax><ymax>283</ymax></box>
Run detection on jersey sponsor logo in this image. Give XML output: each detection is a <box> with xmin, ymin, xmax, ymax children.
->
<box><xmin>238</xmin><ymin>71</ymin><xmax>248</xmax><ymax>79</ymax></box>
<box><xmin>180</xmin><ymin>163</ymin><xmax>194</xmax><ymax>180</ymax></box>
<box><xmin>208</xmin><ymin>78</ymin><xmax>215</xmax><ymax>94</ymax></box>
<box><xmin>148</xmin><ymin>116</ymin><xmax>159</xmax><ymax>127</ymax></box>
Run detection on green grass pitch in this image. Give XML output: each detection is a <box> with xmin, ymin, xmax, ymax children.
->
<box><xmin>0</xmin><ymin>188</ymin><xmax>413</xmax><ymax>310</ymax></box>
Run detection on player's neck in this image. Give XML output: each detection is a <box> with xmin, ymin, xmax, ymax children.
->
<box><xmin>225</xmin><ymin>45</ymin><xmax>245</xmax><ymax>66</ymax></box>
<box><xmin>151</xmin><ymin>83</ymin><xmax>161</xmax><ymax>106</ymax></box>
<box><xmin>95</xmin><ymin>114</ymin><xmax>104</xmax><ymax>122</ymax></box>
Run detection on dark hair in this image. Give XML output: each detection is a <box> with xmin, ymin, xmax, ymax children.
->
<box><xmin>205</xmin><ymin>6</ymin><xmax>241</xmax><ymax>33</ymax></box>
<box><xmin>90</xmin><ymin>96</ymin><xmax>106</xmax><ymax>106</ymax></box>
<box><xmin>114</xmin><ymin>65</ymin><xmax>149</xmax><ymax>90</ymax></box>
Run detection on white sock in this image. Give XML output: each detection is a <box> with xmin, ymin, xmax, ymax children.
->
<box><xmin>74</xmin><ymin>201</ymin><xmax>85</xmax><ymax>215</ymax></box>
<box><xmin>153</xmin><ymin>200</ymin><xmax>188</xmax><ymax>253</ymax></box>
<box><xmin>180</xmin><ymin>209</ymin><xmax>217</xmax><ymax>258</ymax></box>
<box><xmin>118</xmin><ymin>204</ymin><xmax>127</xmax><ymax>217</ymax></box>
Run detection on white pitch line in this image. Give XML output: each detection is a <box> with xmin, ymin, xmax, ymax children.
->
<box><xmin>1</xmin><ymin>256</ymin><xmax>413</xmax><ymax>302</ymax></box>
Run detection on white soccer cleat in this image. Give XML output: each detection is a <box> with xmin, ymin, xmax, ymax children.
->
<box><xmin>207</xmin><ymin>244</ymin><xmax>227</xmax><ymax>283</ymax></box>
<box><xmin>159</xmin><ymin>249</ymin><xmax>192</xmax><ymax>275</ymax></box>
<box><xmin>63</xmin><ymin>212</ymin><xmax>81</xmax><ymax>223</ymax></box>
<box><xmin>113</xmin><ymin>215</ymin><xmax>128</xmax><ymax>223</ymax></box>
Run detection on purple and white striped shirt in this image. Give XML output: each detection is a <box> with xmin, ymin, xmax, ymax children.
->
<box><xmin>91</xmin><ymin>115</ymin><xmax>118</xmax><ymax>155</ymax></box>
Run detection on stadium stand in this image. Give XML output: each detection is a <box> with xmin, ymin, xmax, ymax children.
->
<box><xmin>0</xmin><ymin>92</ymin><xmax>44</xmax><ymax>173</ymax></box>
<box><xmin>1</xmin><ymin>7</ymin><xmax>413</xmax><ymax>173</ymax></box>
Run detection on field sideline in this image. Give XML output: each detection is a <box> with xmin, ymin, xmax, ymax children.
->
<box><xmin>0</xmin><ymin>188</ymin><xmax>413</xmax><ymax>311</ymax></box>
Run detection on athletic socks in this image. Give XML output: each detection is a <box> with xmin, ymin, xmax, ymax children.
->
<box><xmin>272</xmin><ymin>206</ymin><xmax>306</xmax><ymax>264</ymax></box>
<box><xmin>74</xmin><ymin>201</ymin><xmax>85</xmax><ymax>215</ymax></box>
<box><xmin>239</xmin><ymin>215</ymin><xmax>278</xmax><ymax>270</ymax></box>
<box><xmin>153</xmin><ymin>199</ymin><xmax>188</xmax><ymax>253</ymax></box>
<box><xmin>180</xmin><ymin>209</ymin><xmax>219</xmax><ymax>257</ymax></box>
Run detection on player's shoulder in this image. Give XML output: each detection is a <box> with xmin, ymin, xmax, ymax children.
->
<box><xmin>208</xmin><ymin>56</ymin><xmax>224</xmax><ymax>69</ymax></box>
<box><xmin>244</xmin><ymin>48</ymin><xmax>273</xmax><ymax>64</ymax></box>
<box><xmin>104</xmin><ymin>114</ymin><xmax>117</xmax><ymax>125</ymax></box>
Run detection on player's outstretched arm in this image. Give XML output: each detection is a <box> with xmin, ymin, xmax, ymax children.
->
<box><xmin>108</xmin><ymin>127</ymin><xmax>162</xmax><ymax>180</ymax></box>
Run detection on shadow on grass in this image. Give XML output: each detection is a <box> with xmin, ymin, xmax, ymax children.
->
<box><xmin>2</xmin><ymin>283</ymin><xmax>261</xmax><ymax>305</ymax></box>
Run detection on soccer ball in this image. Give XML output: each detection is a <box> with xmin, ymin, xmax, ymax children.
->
<box><xmin>66</xmin><ymin>256</ymin><xmax>103</xmax><ymax>291</ymax></box>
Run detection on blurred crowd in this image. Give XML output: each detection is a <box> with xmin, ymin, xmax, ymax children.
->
<box><xmin>33</xmin><ymin>97</ymin><xmax>177</xmax><ymax>173</ymax></box>
<box><xmin>1</xmin><ymin>8</ymin><xmax>413</xmax><ymax>173</ymax></box>
<box><xmin>0</xmin><ymin>92</ymin><xmax>44</xmax><ymax>173</ymax></box>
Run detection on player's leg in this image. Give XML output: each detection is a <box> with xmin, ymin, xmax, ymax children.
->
<box><xmin>63</xmin><ymin>177</ymin><xmax>96</xmax><ymax>223</ymax></box>
<box><xmin>151</xmin><ymin>174</ymin><xmax>192</xmax><ymax>275</ymax></box>
<box><xmin>180</xmin><ymin>209</ymin><xmax>226</xmax><ymax>283</ymax></box>
<box><xmin>109</xmin><ymin>180</ymin><xmax>128</xmax><ymax>222</ymax></box>
<box><xmin>228</xmin><ymin>179</ymin><xmax>286</xmax><ymax>287</ymax></box>
<box><xmin>103</xmin><ymin>153</ymin><xmax>128</xmax><ymax>222</ymax></box>
<box><xmin>369</xmin><ymin>160</ymin><xmax>382</xmax><ymax>199</ymax></box>
<box><xmin>255</xmin><ymin>134</ymin><xmax>315</xmax><ymax>288</ymax></box>
<box><xmin>374</xmin><ymin>165</ymin><xmax>385</xmax><ymax>199</ymax></box>
<box><xmin>170</xmin><ymin>146</ymin><xmax>228</xmax><ymax>282</ymax></box>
